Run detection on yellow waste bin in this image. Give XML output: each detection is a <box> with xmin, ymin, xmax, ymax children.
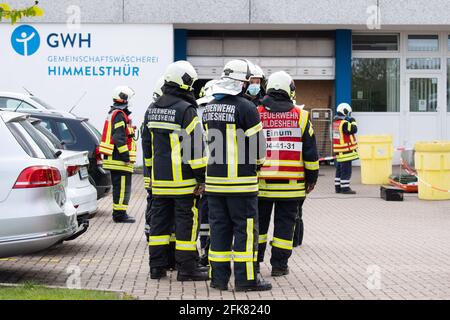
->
<box><xmin>358</xmin><ymin>135</ymin><xmax>393</xmax><ymax>185</ymax></box>
<box><xmin>414</xmin><ymin>141</ymin><xmax>450</xmax><ymax>200</ymax></box>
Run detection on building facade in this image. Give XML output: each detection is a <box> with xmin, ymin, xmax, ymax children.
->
<box><xmin>5</xmin><ymin>0</ymin><xmax>450</xmax><ymax>161</ymax></box>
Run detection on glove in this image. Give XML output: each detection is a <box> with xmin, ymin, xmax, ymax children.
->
<box><xmin>194</xmin><ymin>183</ymin><xmax>205</xmax><ymax>196</ymax></box>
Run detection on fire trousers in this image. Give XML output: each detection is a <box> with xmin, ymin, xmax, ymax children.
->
<box><xmin>208</xmin><ymin>195</ymin><xmax>258</xmax><ymax>287</ymax></box>
<box><xmin>258</xmin><ymin>199</ymin><xmax>304</xmax><ymax>269</ymax></box>
<box><xmin>148</xmin><ymin>196</ymin><xmax>199</xmax><ymax>272</ymax></box>
<box><xmin>110</xmin><ymin>171</ymin><xmax>132</xmax><ymax>219</ymax></box>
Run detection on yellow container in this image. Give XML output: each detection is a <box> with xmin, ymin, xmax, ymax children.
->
<box><xmin>414</xmin><ymin>141</ymin><xmax>450</xmax><ymax>200</ymax></box>
<box><xmin>358</xmin><ymin>135</ymin><xmax>393</xmax><ymax>185</ymax></box>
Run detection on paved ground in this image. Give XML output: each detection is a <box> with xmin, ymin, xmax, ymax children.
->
<box><xmin>1</xmin><ymin>166</ymin><xmax>450</xmax><ymax>300</ymax></box>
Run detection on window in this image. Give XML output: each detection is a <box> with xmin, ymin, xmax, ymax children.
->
<box><xmin>352</xmin><ymin>58</ymin><xmax>400</xmax><ymax>112</ymax></box>
<box><xmin>406</xmin><ymin>58</ymin><xmax>441</xmax><ymax>70</ymax></box>
<box><xmin>0</xmin><ymin>97</ymin><xmax>35</xmax><ymax>111</ymax></box>
<box><xmin>408</xmin><ymin>35</ymin><xmax>439</xmax><ymax>52</ymax></box>
<box><xmin>38</xmin><ymin>119</ymin><xmax>54</xmax><ymax>134</ymax></box>
<box><xmin>352</xmin><ymin>34</ymin><xmax>399</xmax><ymax>51</ymax></box>
<box><xmin>56</xmin><ymin>121</ymin><xmax>75</xmax><ymax>144</ymax></box>
<box><xmin>409</xmin><ymin>78</ymin><xmax>438</xmax><ymax>112</ymax></box>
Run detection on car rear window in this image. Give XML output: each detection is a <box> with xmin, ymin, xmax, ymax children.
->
<box><xmin>82</xmin><ymin>120</ymin><xmax>101</xmax><ymax>142</ymax></box>
<box><xmin>7</xmin><ymin>120</ymin><xmax>56</xmax><ymax>159</ymax></box>
<box><xmin>33</xmin><ymin>122</ymin><xmax>64</xmax><ymax>150</ymax></box>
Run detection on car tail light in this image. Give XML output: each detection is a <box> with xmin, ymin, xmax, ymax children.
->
<box><xmin>95</xmin><ymin>146</ymin><xmax>103</xmax><ymax>165</ymax></box>
<box><xmin>14</xmin><ymin>166</ymin><xmax>62</xmax><ymax>189</ymax></box>
<box><xmin>66</xmin><ymin>165</ymin><xmax>80</xmax><ymax>177</ymax></box>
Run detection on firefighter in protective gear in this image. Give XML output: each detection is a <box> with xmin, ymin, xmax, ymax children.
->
<box><xmin>99</xmin><ymin>86</ymin><xmax>137</xmax><ymax>223</ymax></box>
<box><xmin>143</xmin><ymin>76</ymin><xmax>165</xmax><ymax>241</ymax></box>
<box><xmin>333</xmin><ymin>103</ymin><xmax>358</xmax><ymax>194</ymax></box>
<box><xmin>257</xmin><ymin>71</ymin><xmax>319</xmax><ymax>276</ymax></box>
<box><xmin>203</xmin><ymin>59</ymin><xmax>272</xmax><ymax>292</ymax></box>
<box><xmin>245</xmin><ymin>65</ymin><xmax>266</xmax><ymax>106</ymax></box>
<box><xmin>143</xmin><ymin>61</ymin><xmax>208</xmax><ymax>281</ymax></box>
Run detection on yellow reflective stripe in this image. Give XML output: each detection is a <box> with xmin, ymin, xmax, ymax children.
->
<box><xmin>113</xmin><ymin>204</ymin><xmax>128</xmax><ymax>211</ymax></box>
<box><xmin>169</xmin><ymin>133</ymin><xmax>183</xmax><ymax>182</ymax></box>
<box><xmin>148</xmin><ymin>122</ymin><xmax>181</xmax><ymax>131</ymax></box>
<box><xmin>308</xmin><ymin>122</ymin><xmax>314</xmax><ymax>137</ymax></box>
<box><xmin>119</xmin><ymin>176</ymin><xmax>126</xmax><ymax>205</ymax></box>
<box><xmin>191</xmin><ymin>198</ymin><xmax>198</xmax><ymax>242</ymax></box>
<box><xmin>144</xmin><ymin>158</ymin><xmax>153</xmax><ymax>167</ymax></box>
<box><xmin>103</xmin><ymin>164</ymin><xmax>134</xmax><ymax>173</ymax></box>
<box><xmin>117</xmin><ymin>145</ymin><xmax>129</xmax><ymax>153</ymax></box>
<box><xmin>206</xmin><ymin>184</ymin><xmax>258</xmax><ymax>193</ymax></box>
<box><xmin>206</xmin><ymin>176</ymin><xmax>258</xmax><ymax>185</ymax></box>
<box><xmin>185</xmin><ymin>117</ymin><xmax>201</xmax><ymax>135</ymax></box>
<box><xmin>304</xmin><ymin>161</ymin><xmax>319</xmax><ymax>171</ymax></box>
<box><xmin>259</xmin><ymin>234</ymin><xmax>268</xmax><ymax>244</ymax></box>
<box><xmin>259</xmin><ymin>190</ymin><xmax>306</xmax><ymax>198</ymax></box>
<box><xmin>226</xmin><ymin>124</ymin><xmax>238</xmax><ymax>178</ymax></box>
<box><xmin>259</xmin><ymin>171</ymin><xmax>305</xmax><ymax>179</ymax></box>
<box><xmin>209</xmin><ymin>250</ymin><xmax>233</xmax><ymax>262</ymax></box>
<box><xmin>114</xmin><ymin>121</ymin><xmax>125</xmax><ymax>129</ymax></box>
<box><xmin>176</xmin><ymin>240</ymin><xmax>197</xmax><ymax>251</ymax></box>
<box><xmin>152</xmin><ymin>186</ymin><xmax>196</xmax><ymax>195</ymax></box>
<box><xmin>246</xmin><ymin>218</ymin><xmax>255</xmax><ymax>281</ymax></box>
<box><xmin>152</xmin><ymin>179</ymin><xmax>197</xmax><ymax>187</ymax></box>
<box><xmin>299</xmin><ymin>110</ymin><xmax>309</xmax><ymax>135</ymax></box>
<box><xmin>149</xmin><ymin>235</ymin><xmax>171</xmax><ymax>246</ymax></box>
<box><xmin>102</xmin><ymin>120</ymin><xmax>113</xmax><ymax>154</ymax></box>
<box><xmin>272</xmin><ymin>237</ymin><xmax>293</xmax><ymax>250</ymax></box>
<box><xmin>259</xmin><ymin>179</ymin><xmax>305</xmax><ymax>189</ymax></box>
<box><xmin>256</xmin><ymin>157</ymin><xmax>266</xmax><ymax>165</ymax></box>
<box><xmin>339</xmin><ymin>121</ymin><xmax>346</xmax><ymax>145</ymax></box>
<box><xmin>234</xmin><ymin>251</ymin><xmax>254</xmax><ymax>262</ymax></box>
<box><xmin>189</xmin><ymin>157</ymin><xmax>207</xmax><ymax>169</ymax></box>
<box><xmin>263</xmin><ymin>160</ymin><xmax>304</xmax><ymax>167</ymax></box>
<box><xmin>245</xmin><ymin>122</ymin><xmax>263</xmax><ymax>137</ymax></box>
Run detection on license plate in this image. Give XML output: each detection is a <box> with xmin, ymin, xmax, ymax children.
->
<box><xmin>79</xmin><ymin>166</ymin><xmax>89</xmax><ymax>180</ymax></box>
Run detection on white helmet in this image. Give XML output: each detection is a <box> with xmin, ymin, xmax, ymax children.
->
<box><xmin>266</xmin><ymin>71</ymin><xmax>295</xmax><ymax>98</ymax></box>
<box><xmin>153</xmin><ymin>76</ymin><xmax>165</xmax><ymax>100</ymax></box>
<box><xmin>112</xmin><ymin>85</ymin><xmax>135</xmax><ymax>103</ymax></box>
<box><xmin>337</xmin><ymin>103</ymin><xmax>352</xmax><ymax>116</ymax></box>
<box><xmin>164</xmin><ymin>60</ymin><xmax>198</xmax><ymax>91</ymax></box>
<box><xmin>222</xmin><ymin>59</ymin><xmax>256</xmax><ymax>82</ymax></box>
<box><xmin>251</xmin><ymin>65</ymin><xmax>265</xmax><ymax>80</ymax></box>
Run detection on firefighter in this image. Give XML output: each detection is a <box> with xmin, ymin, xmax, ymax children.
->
<box><xmin>244</xmin><ymin>65</ymin><xmax>266</xmax><ymax>106</ymax></box>
<box><xmin>203</xmin><ymin>59</ymin><xmax>271</xmax><ymax>292</ymax></box>
<box><xmin>333</xmin><ymin>103</ymin><xmax>358</xmax><ymax>194</ymax></box>
<box><xmin>143</xmin><ymin>60</ymin><xmax>208</xmax><ymax>281</ymax></box>
<box><xmin>256</xmin><ymin>71</ymin><xmax>319</xmax><ymax>276</ymax></box>
<box><xmin>99</xmin><ymin>86</ymin><xmax>137</xmax><ymax>223</ymax></box>
<box><xmin>143</xmin><ymin>76</ymin><xmax>165</xmax><ymax>241</ymax></box>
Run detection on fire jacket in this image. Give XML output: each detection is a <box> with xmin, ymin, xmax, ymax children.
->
<box><xmin>202</xmin><ymin>93</ymin><xmax>266</xmax><ymax>196</ymax></box>
<box><xmin>142</xmin><ymin>87</ymin><xmax>206</xmax><ymax>197</ymax></box>
<box><xmin>99</xmin><ymin>105</ymin><xmax>137</xmax><ymax>173</ymax></box>
<box><xmin>333</xmin><ymin>114</ymin><xmax>359</xmax><ymax>162</ymax></box>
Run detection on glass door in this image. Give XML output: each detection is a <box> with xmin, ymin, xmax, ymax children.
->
<box><xmin>405</xmin><ymin>75</ymin><xmax>445</xmax><ymax>146</ymax></box>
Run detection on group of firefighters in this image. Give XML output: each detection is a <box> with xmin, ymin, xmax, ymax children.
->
<box><xmin>99</xmin><ymin>59</ymin><xmax>359</xmax><ymax>292</ymax></box>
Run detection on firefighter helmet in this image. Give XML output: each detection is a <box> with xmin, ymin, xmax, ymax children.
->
<box><xmin>266</xmin><ymin>71</ymin><xmax>295</xmax><ymax>99</ymax></box>
<box><xmin>337</xmin><ymin>103</ymin><xmax>352</xmax><ymax>116</ymax></box>
<box><xmin>112</xmin><ymin>86</ymin><xmax>135</xmax><ymax>104</ymax></box>
<box><xmin>153</xmin><ymin>76</ymin><xmax>165</xmax><ymax>100</ymax></box>
<box><xmin>251</xmin><ymin>65</ymin><xmax>265</xmax><ymax>81</ymax></box>
<box><xmin>164</xmin><ymin>60</ymin><xmax>198</xmax><ymax>91</ymax></box>
<box><xmin>222</xmin><ymin>59</ymin><xmax>256</xmax><ymax>82</ymax></box>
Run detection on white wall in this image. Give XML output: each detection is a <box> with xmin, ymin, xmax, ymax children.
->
<box><xmin>0</xmin><ymin>24</ymin><xmax>174</xmax><ymax>164</ymax></box>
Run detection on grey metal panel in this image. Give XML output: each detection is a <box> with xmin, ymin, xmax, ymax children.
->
<box><xmin>380</xmin><ymin>0</ymin><xmax>450</xmax><ymax>25</ymax></box>
<box><xmin>298</xmin><ymin>38</ymin><xmax>335</xmax><ymax>57</ymax></box>
<box><xmin>223</xmin><ymin>39</ymin><xmax>259</xmax><ymax>56</ymax></box>
<box><xmin>124</xmin><ymin>0</ymin><xmax>250</xmax><ymax>24</ymax></box>
<box><xmin>188</xmin><ymin>39</ymin><xmax>223</xmax><ymax>56</ymax></box>
<box><xmin>251</xmin><ymin>0</ymin><xmax>376</xmax><ymax>25</ymax></box>
<box><xmin>4</xmin><ymin>0</ymin><xmax>124</xmax><ymax>23</ymax></box>
<box><xmin>260</xmin><ymin>38</ymin><xmax>297</xmax><ymax>57</ymax></box>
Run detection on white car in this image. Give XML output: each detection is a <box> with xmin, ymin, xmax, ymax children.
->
<box><xmin>0</xmin><ymin>111</ymin><xmax>83</xmax><ymax>258</ymax></box>
<box><xmin>0</xmin><ymin>91</ymin><xmax>76</xmax><ymax>118</ymax></box>
<box><xmin>31</xmin><ymin>118</ymin><xmax>98</xmax><ymax>223</ymax></box>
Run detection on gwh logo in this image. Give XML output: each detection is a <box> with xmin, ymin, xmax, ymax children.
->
<box><xmin>11</xmin><ymin>25</ymin><xmax>41</xmax><ymax>56</ymax></box>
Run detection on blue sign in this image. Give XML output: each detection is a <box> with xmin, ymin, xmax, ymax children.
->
<box><xmin>11</xmin><ymin>25</ymin><xmax>41</xmax><ymax>56</ymax></box>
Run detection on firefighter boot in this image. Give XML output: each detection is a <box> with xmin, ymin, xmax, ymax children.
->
<box><xmin>150</xmin><ymin>267</ymin><xmax>167</xmax><ymax>279</ymax></box>
<box><xmin>235</xmin><ymin>278</ymin><xmax>272</xmax><ymax>292</ymax></box>
<box><xmin>177</xmin><ymin>268</ymin><xmax>209</xmax><ymax>282</ymax></box>
<box><xmin>271</xmin><ymin>266</ymin><xmax>289</xmax><ymax>277</ymax></box>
